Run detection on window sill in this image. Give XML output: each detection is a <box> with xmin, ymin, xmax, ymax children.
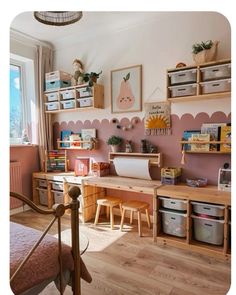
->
<box><xmin>10</xmin><ymin>144</ymin><xmax>38</xmax><ymax>148</ymax></box>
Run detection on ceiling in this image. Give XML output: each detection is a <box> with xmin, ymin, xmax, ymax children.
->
<box><xmin>10</xmin><ymin>11</ymin><xmax>160</xmax><ymax>48</ymax></box>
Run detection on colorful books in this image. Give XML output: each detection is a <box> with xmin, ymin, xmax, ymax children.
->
<box><xmin>60</xmin><ymin>130</ymin><xmax>72</xmax><ymax>147</ymax></box>
<box><xmin>201</xmin><ymin>123</ymin><xmax>226</xmax><ymax>151</ymax></box>
<box><xmin>81</xmin><ymin>128</ymin><xmax>96</xmax><ymax>149</ymax></box>
<box><xmin>182</xmin><ymin>130</ymin><xmax>201</xmax><ymax>151</ymax></box>
<box><xmin>220</xmin><ymin>126</ymin><xmax>231</xmax><ymax>152</ymax></box>
<box><xmin>190</xmin><ymin>134</ymin><xmax>210</xmax><ymax>152</ymax></box>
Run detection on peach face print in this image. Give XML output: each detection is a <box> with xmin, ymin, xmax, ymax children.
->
<box><xmin>116</xmin><ymin>73</ymin><xmax>135</xmax><ymax>110</ymax></box>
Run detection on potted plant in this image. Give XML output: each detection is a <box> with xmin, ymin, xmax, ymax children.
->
<box><xmin>106</xmin><ymin>135</ymin><xmax>123</xmax><ymax>152</ymax></box>
<box><xmin>192</xmin><ymin>40</ymin><xmax>219</xmax><ymax>64</ymax></box>
<box><xmin>83</xmin><ymin>71</ymin><xmax>102</xmax><ymax>87</ymax></box>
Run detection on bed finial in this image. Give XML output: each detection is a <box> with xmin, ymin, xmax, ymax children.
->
<box><xmin>68</xmin><ymin>186</ymin><xmax>81</xmax><ymax>201</ymax></box>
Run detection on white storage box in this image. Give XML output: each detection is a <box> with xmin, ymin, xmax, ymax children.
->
<box><xmin>78</xmin><ymin>98</ymin><xmax>93</xmax><ymax>108</ymax></box>
<box><xmin>38</xmin><ymin>179</ymin><xmax>47</xmax><ymax>188</ymax></box>
<box><xmin>51</xmin><ymin>182</ymin><xmax>63</xmax><ymax>191</ymax></box>
<box><xmin>53</xmin><ymin>191</ymin><xmax>64</xmax><ymax>204</ymax></box>
<box><xmin>60</xmin><ymin>100</ymin><xmax>76</xmax><ymax>109</ymax></box>
<box><xmin>168</xmin><ymin>83</ymin><xmax>197</xmax><ymax>97</ymax></box>
<box><xmin>45</xmin><ymin>102</ymin><xmax>59</xmax><ymax>111</ymax></box>
<box><xmin>191</xmin><ymin>202</ymin><xmax>225</xmax><ymax>217</ymax></box>
<box><xmin>159</xmin><ymin>197</ymin><xmax>187</xmax><ymax>211</ymax></box>
<box><xmin>45</xmin><ymin>70</ymin><xmax>71</xmax><ymax>82</ymax></box>
<box><xmin>45</xmin><ymin>92</ymin><xmax>60</xmax><ymax>102</ymax></box>
<box><xmin>159</xmin><ymin>209</ymin><xmax>187</xmax><ymax>237</ymax></box>
<box><xmin>39</xmin><ymin>189</ymin><xmax>48</xmax><ymax>206</ymax></box>
<box><xmin>192</xmin><ymin>215</ymin><xmax>224</xmax><ymax>245</ymax></box>
<box><xmin>61</xmin><ymin>89</ymin><xmax>77</xmax><ymax>100</ymax></box>
<box><xmin>201</xmin><ymin>63</ymin><xmax>231</xmax><ymax>81</ymax></box>
<box><xmin>77</xmin><ymin>87</ymin><xmax>92</xmax><ymax>98</ymax></box>
<box><xmin>168</xmin><ymin>69</ymin><xmax>197</xmax><ymax>85</ymax></box>
<box><xmin>200</xmin><ymin>79</ymin><xmax>231</xmax><ymax>94</ymax></box>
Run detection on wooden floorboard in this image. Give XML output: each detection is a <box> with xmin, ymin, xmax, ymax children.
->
<box><xmin>10</xmin><ymin>210</ymin><xmax>231</xmax><ymax>295</ymax></box>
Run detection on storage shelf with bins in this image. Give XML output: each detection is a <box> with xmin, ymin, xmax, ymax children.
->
<box><xmin>44</xmin><ymin>83</ymin><xmax>104</xmax><ymax>113</ymax></box>
<box><xmin>156</xmin><ymin>185</ymin><xmax>231</xmax><ymax>259</ymax></box>
<box><xmin>180</xmin><ymin>140</ymin><xmax>231</xmax><ymax>154</ymax></box>
<box><xmin>167</xmin><ymin>59</ymin><xmax>231</xmax><ymax>103</ymax></box>
<box><xmin>57</xmin><ymin>138</ymin><xmax>98</xmax><ymax>150</ymax></box>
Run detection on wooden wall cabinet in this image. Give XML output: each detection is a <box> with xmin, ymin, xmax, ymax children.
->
<box><xmin>167</xmin><ymin>59</ymin><xmax>231</xmax><ymax>102</ymax></box>
<box><xmin>44</xmin><ymin>83</ymin><xmax>104</xmax><ymax>113</ymax></box>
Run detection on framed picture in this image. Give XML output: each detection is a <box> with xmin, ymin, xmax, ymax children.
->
<box><xmin>111</xmin><ymin>65</ymin><xmax>142</xmax><ymax>113</ymax></box>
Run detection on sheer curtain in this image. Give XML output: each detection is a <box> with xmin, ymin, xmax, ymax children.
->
<box><xmin>36</xmin><ymin>45</ymin><xmax>53</xmax><ymax>171</ymax></box>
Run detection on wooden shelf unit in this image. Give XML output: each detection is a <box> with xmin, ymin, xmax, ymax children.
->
<box><xmin>44</xmin><ymin>83</ymin><xmax>104</xmax><ymax>113</ymax></box>
<box><xmin>180</xmin><ymin>140</ymin><xmax>231</xmax><ymax>154</ymax></box>
<box><xmin>109</xmin><ymin>152</ymin><xmax>162</xmax><ymax>167</ymax></box>
<box><xmin>166</xmin><ymin>59</ymin><xmax>231</xmax><ymax>103</ymax></box>
<box><xmin>57</xmin><ymin>138</ymin><xmax>98</xmax><ymax>150</ymax></box>
<box><xmin>156</xmin><ymin>184</ymin><xmax>231</xmax><ymax>259</ymax></box>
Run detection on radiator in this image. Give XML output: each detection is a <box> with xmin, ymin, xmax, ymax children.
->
<box><xmin>10</xmin><ymin>161</ymin><xmax>23</xmax><ymax>209</ymax></box>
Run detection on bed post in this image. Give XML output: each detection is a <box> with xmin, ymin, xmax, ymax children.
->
<box><xmin>68</xmin><ymin>186</ymin><xmax>81</xmax><ymax>295</ymax></box>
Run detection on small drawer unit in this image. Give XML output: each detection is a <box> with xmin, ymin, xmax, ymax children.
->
<box><xmin>45</xmin><ymin>102</ymin><xmax>60</xmax><ymax>111</ymax></box>
<box><xmin>191</xmin><ymin>202</ymin><xmax>225</xmax><ymax>218</ymax></box>
<box><xmin>159</xmin><ymin>209</ymin><xmax>187</xmax><ymax>237</ymax></box>
<box><xmin>45</xmin><ymin>70</ymin><xmax>72</xmax><ymax>91</ymax></box>
<box><xmin>38</xmin><ymin>189</ymin><xmax>48</xmax><ymax>206</ymax></box>
<box><xmin>45</xmin><ymin>92</ymin><xmax>60</xmax><ymax>102</ymax></box>
<box><xmin>168</xmin><ymin>68</ymin><xmax>197</xmax><ymax>85</ymax></box>
<box><xmin>161</xmin><ymin>167</ymin><xmax>181</xmax><ymax>185</ymax></box>
<box><xmin>192</xmin><ymin>215</ymin><xmax>224</xmax><ymax>245</ymax></box>
<box><xmin>200</xmin><ymin>79</ymin><xmax>231</xmax><ymax>94</ymax></box>
<box><xmin>61</xmin><ymin>89</ymin><xmax>77</xmax><ymax>100</ymax></box>
<box><xmin>51</xmin><ymin>181</ymin><xmax>63</xmax><ymax>191</ymax></box>
<box><xmin>53</xmin><ymin>190</ymin><xmax>64</xmax><ymax>204</ymax></box>
<box><xmin>200</xmin><ymin>63</ymin><xmax>231</xmax><ymax>81</ymax></box>
<box><xmin>60</xmin><ymin>100</ymin><xmax>76</xmax><ymax>109</ymax></box>
<box><xmin>38</xmin><ymin>179</ymin><xmax>47</xmax><ymax>188</ymax></box>
<box><xmin>77</xmin><ymin>87</ymin><xmax>92</xmax><ymax>98</ymax></box>
<box><xmin>45</xmin><ymin>80</ymin><xmax>71</xmax><ymax>91</ymax></box>
<box><xmin>168</xmin><ymin>83</ymin><xmax>197</xmax><ymax>97</ymax></box>
<box><xmin>77</xmin><ymin>98</ymin><xmax>93</xmax><ymax>108</ymax></box>
<box><xmin>159</xmin><ymin>197</ymin><xmax>187</xmax><ymax>211</ymax></box>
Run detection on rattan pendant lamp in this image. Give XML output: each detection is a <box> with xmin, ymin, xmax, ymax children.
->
<box><xmin>34</xmin><ymin>11</ymin><xmax>83</xmax><ymax>26</ymax></box>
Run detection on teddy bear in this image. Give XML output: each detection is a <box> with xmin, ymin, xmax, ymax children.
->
<box><xmin>71</xmin><ymin>59</ymin><xmax>84</xmax><ymax>86</ymax></box>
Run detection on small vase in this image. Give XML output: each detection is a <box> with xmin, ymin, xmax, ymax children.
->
<box><xmin>111</xmin><ymin>145</ymin><xmax>119</xmax><ymax>153</ymax></box>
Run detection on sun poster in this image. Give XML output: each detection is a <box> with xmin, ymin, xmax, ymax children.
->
<box><xmin>144</xmin><ymin>102</ymin><xmax>171</xmax><ymax>135</ymax></box>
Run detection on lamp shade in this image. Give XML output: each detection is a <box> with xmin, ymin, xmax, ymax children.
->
<box><xmin>34</xmin><ymin>11</ymin><xmax>83</xmax><ymax>26</ymax></box>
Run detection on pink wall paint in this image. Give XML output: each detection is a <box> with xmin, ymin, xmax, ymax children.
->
<box><xmin>53</xmin><ymin>111</ymin><xmax>231</xmax><ymax>212</ymax></box>
<box><xmin>10</xmin><ymin>146</ymin><xmax>40</xmax><ymax>200</ymax></box>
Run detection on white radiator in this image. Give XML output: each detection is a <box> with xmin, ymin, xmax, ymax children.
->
<box><xmin>10</xmin><ymin>161</ymin><xmax>23</xmax><ymax>209</ymax></box>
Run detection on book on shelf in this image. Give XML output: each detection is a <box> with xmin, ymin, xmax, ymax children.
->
<box><xmin>182</xmin><ymin>130</ymin><xmax>201</xmax><ymax>151</ymax></box>
<box><xmin>220</xmin><ymin>125</ymin><xmax>231</xmax><ymax>152</ymax></box>
<box><xmin>60</xmin><ymin>130</ymin><xmax>72</xmax><ymax>147</ymax></box>
<box><xmin>190</xmin><ymin>133</ymin><xmax>210</xmax><ymax>152</ymax></box>
<box><xmin>81</xmin><ymin>128</ymin><xmax>96</xmax><ymax>149</ymax></box>
<box><xmin>69</xmin><ymin>133</ymin><xmax>81</xmax><ymax>147</ymax></box>
<box><xmin>201</xmin><ymin>123</ymin><xmax>226</xmax><ymax>151</ymax></box>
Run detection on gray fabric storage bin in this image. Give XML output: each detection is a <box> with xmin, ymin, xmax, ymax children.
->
<box><xmin>192</xmin><ymin>215</ymin><xmax>224</xmax><ymax>245</ymax></box>
<box><xmin>168</xmin><ymin>83</ymin><xmax>197</xmax><ymax>97</ymax></box>
<box><xmin>53</xmin><ymin>191</ymin><xmax>64</xmax><ymax>204</ymax></box>
<box><xmin>159</xmin><ymin>197</ymin><xmax>187</xmax><ymax>211</ymax></box>
<box><xmin>51</xmin><ymin>181</ymin><xmax>63</xmax><ymax>191</ymax></box>
<box><xmin>191</xmin><ymin>202</ymin><xmax>225</xmax><ymax>217</ymax></box>
<box><xmin>38</xmin><ymin>179</ymin><xmax>47</xmax><ymax>188</ymax></box>
<box><xmin>159</xmin><ymin>209</ymin><xmax>187</xmax><ymax>237</ymax></box>
<box><xmin>168</xmin><ymin>69</ymin><xmax>197</xmax><ymax>85</ymax></box>
<box><xmin>200</xmin><ymin>79</ymin><xmax>231</xmax><ymax>94</ymax></box>
<box><xmin>201</xmin><ymin>63</ymin><xmax>231</xmax><ymax>81</ymax></box>
<box><xmin>39</xmin><ymin>189</ymin><xmax>48</xmax><ymax>206</ymax></box>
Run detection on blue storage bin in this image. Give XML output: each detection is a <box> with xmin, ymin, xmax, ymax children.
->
<box><xmin>45</xmin><ymin>79</ymin><xmax>71</xmax><ymax>91</ymax></box>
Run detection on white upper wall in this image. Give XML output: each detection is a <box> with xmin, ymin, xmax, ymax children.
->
<box><xmin>53</xmin><ymin>11</ymin><xmax>231</xmax><ymax>123</ymax></box>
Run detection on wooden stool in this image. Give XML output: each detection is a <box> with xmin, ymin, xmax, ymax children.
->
<box><xmin>94</xmin><ymin>196</ymin><xmax>123</xmax><ymax>229</ymax></box>
<box><xmin>120</xmin><ymin>200</ymin><xmax>151</xmax><ymax>237</ymax></box>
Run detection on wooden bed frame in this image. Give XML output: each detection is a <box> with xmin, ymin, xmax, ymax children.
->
<box><xmin>10</xmin><ymin>186</ymin><xmax>83</xmax><ymax>295</ymax></box>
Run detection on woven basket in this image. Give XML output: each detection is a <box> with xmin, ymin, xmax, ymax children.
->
<box><xmin>193</xmin><ymin>41</ymin><xmax>219</xmax><ymax>65</ymax></box>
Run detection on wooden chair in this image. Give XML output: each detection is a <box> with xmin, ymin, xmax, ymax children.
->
<box><xmin>120</xmin><ymin>200</ymin><xmax>151</xmax><ymax>237</ymax></box>
<box><xmin>94</xmin><ymin>196</ymin><xmax>123</xmax><ymax>229</ymax></box>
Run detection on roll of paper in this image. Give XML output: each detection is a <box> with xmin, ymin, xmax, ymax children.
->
<box><xmin>113</xmin><ymin>157</ymin><xmax>152</xmax><ymax>180</ymax></box>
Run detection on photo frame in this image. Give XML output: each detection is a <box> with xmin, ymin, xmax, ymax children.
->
<box><xmin>111</xmin><ymin>65</ymin><xmax>142</xmax><ymax>113</ymax></box>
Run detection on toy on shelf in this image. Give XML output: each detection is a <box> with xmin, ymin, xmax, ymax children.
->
<box><xmin>44</xmin><ymin>150</ymin><xmax>68</xmax><ymax>173</ymax></box>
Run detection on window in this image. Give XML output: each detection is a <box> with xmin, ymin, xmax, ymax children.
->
<box><xmin>10</xmin><ymin>55</ymin><xmax>37</xmax><ymax>145</ymax></box>
<box><xmin>10</xmin><ymin>63</ymin><xmax>24</xmax><ymax>144</ymax></box>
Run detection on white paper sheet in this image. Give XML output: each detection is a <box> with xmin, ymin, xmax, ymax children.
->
<box><xmin>113</xmin><ymin>157</ymin><xmax>152</xmax><ymax>180</ymax></box>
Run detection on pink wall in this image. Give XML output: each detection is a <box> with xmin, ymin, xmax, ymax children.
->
<box><xmin>53</xmin><ymin>111</ymin><xmax>231</xmax><ymax>185</ymax></box>
<box><xmin>10</xmin><ymin>146</ymin><xmax>40</xmax><ymax>200</ymax></box>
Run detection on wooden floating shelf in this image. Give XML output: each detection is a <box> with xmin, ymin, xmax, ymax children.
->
<box><xmin>185</xmin><ymin>151</ymin><xmax>230</xmax><ymax>154</ymax></box>
<box><xmin>109</xmin><ymin>152</ymin><xmax>162</xmax><ymax>167</ymax></box>
<box><xmin>57</xmin><ymin>139</ymin><xmax>97</xmax><ymax>150</ymax></box>
<box><xmin>167</xmin><ymin>92</ymin><xmax>231</xmax><ymax>103</ymax></box>
<box><xmin>180</xmin><ymin>140</ymin><xmax>231</xmax><ymax>144</ymax></box>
